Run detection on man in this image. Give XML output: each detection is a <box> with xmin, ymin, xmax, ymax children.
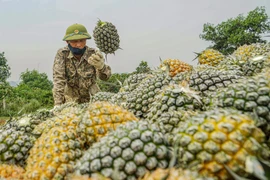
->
<box><xmin>53</xmin><ymin>23</ymin><xmax>111</xmax><ymax>106</ymax></box>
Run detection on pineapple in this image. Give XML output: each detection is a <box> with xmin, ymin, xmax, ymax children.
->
<box><xmin>25</xmin><ymin>126</ymin><xmax>84</xmax><ymax>180</ymax></box>
<box><xmin>0</xmin><ymin>164</ymin><xmax>25</xmax><ymax>180</ymax></box>
<box><xmin>110</xmin><ymin>91</ymin><xmax>129</xmax><ymax>107</ymax></box>
<box><xmin>147</xmin><ymin>110</ymin><xmax>195</xmax><ymax>136</ymax></box>
<box><xmin>0</xmin><ymin>128</ymin><xmax>35</xmax><ymax>166</ymax></box>
<box><xmin>210</xmin><ymin>72</ymin><xmax>270</xmax><ymax>144</ymax></box>
<box><xmin>32</xmin><ymin>111</ymin><xmax>82</xmax><ymax>137</ymax></box>
<box><xmin>1</xmin><ymin>108</ymin><xmax>54</xmax><ymax>133</ymax></box>
<box><xmin>91</xmin><ymin>92</ymin><xmax>115</xmax><ymax>103</ymax></box>
<box><xmin>76</xmin><ymin>101</ymin><xmax>138</xmax><ymax>148</ymax></box>
<box><xmin>126</xmin><ymin>72</ymin><xmax>174</xmax><ymax>118</ymax></box>
<box><xmin>173</xmin><ymin>67</ymin><xmax>242</xmax><ymax>95</ymax></box>
<box><xmin>159</xmin><ymin>59</ymin><xmax>192</xmax><ymax>77</ymax></box>
<box><xmin>75</xmin><ymin>121</ymin><xmax>172</xmax><ymax>180</ymax></box>
<box><xmin>233</xmin><ymin>43</ymin><xmax>270</xmax><ymax>62</ymax></box>
<box><xmin>169</xmin><ymin>109</ymin><xmax>268</xmax><ymax>180</ymax></box>
<box><xmin>195</xmin><ymin>49</ymin><xmax>225</xmax><ymax>66</ymax></box>
<box><xmin>146</xmin><ymin>84</ymin><xmax>202</xmax><ymax>122</ymax></box>
<box><xmin>120</xmin><ymin>73</ymin><xmax>152</xmax><ymax>92</ymax></box>
<box><xmin>140</xmin><ymin>168</ymin><xmax>214</xmax><ymax>180</ymax></box>
<box><xmin>241</xmin><ymin>55</ymin><xmax>270</xmax><ymax>76</ymax></box>
<box><xmin>93</xmin><ymin>19</ymin><xmax>120</xmax><ymax>55</ymax></box>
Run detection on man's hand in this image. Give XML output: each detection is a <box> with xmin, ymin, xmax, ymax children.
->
<box><xmin>88</xmin><ymin>50</ymin><xmax>105</xmax><ymax>70</ymax></box>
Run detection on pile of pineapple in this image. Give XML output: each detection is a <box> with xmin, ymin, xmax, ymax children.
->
<box><xmin>1</xmin><ymin>42</ymin><xmax>270</xmax><ymax>180</ymax></box>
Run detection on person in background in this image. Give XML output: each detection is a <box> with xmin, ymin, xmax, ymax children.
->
<box><xmin>52</xmin><ymin>23</ymin><xmax>111</xmax><ymax>107</ymax></box>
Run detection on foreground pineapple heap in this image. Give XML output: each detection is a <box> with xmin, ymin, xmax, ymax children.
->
<box><xmin>93</xmin><ymin>19</ymin><xmax>120</xmax><ymax>55</ymax></box>
<box><xmin>74</xmin><ymin>121</ymin><xmax>172</xmax><ymax>180</ymax></box>
<box><xmin>25</xmin><ymin>101</ymin><xmax>138</xmax><ymax>180</ymax></box>
<box><xmin>169</xmin><ymin>109</ymin><xmax>268</xmax><ymax>180</ymax></box>
<box><xmin>159</xmin><ymin>59</ymin><xmax>192</xmax><ymax>77</ymax></box>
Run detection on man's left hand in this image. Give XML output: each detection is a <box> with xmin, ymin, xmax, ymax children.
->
<box><xmin>88</xmin><ymin>50</ymin><xmax>105</xmax><ymax>70</ymax></box>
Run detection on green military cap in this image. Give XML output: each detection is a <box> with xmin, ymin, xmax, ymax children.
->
<box><xmin>63</xmin><ymin>23</ymin><xmax>91</xmax><ymax>41</ymax></box>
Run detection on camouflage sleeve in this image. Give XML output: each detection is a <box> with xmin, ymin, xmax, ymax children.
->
<box><xmin>53</xmin><ymin>49</ymin><xmax>66</xmax><ymax>105</ymax></box>
<box><xmin>97</xmin><ymin>64</ymin><xmax>111</xmax><ymax>81</ymax></box>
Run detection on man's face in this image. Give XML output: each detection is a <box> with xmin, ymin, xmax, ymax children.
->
<box><xmin>67</xmin><ymin>39</ymin><xmax>87</xmax><ymax>49</ymax></box>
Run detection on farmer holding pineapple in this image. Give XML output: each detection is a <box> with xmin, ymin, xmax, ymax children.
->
<box><xmin>52</xmin><ymin>23</ymin><xmax>111</xmax><ymax>106</ymax></box>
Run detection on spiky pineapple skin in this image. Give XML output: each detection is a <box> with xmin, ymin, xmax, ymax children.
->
<box><xmin>213</xmin><ymin>73</ymin><xmax>270</xmax><ymax>128</ymax></box>
<box><xmin>147</xmin><ymin>84</ymin><xmax>202</xmax><ymax>115</ymax></box>
<box><xmin>91</xmin><ymin>92</ymin><xmax>115</xmax><ymax>103</ymax></box>
<box><xmin>93</xmin><ymin>20</ymin><xmax>120</xmax><ymax>54</ymax></box>
<box><xmin>76</xmin><ymin>101</ymin><xmax>138</xmax><ymax>147</ymax></box>
<box><xmin>169</xmin><ymin>109</ymin><xmax>267</xmax><ymax>180</ymax></box>
<box><xmin>25</xmin><ymin>126</ymin><xmax>84</xmax><ymax>180</ymax></box>
<box><xmin>173</xmin><ymin>67</ymin><xmax>241</xmax><ymax>95</ymax></box>
<box><xmin>126</xmin><ymin>73</ymin><xmax>174</xmax><ymax>118</ymax></box>
<box><xmin>0</xmin><ymin>164</ymin><xmax>25</xmax><ymax>180</ymax></box>
<box><xmin>120</xmin><ymin>73</ymin><xmax>152</xmax><ymax>93</ymax></box>
<box><xmin>75</xmin><ymin>121</ymin><xmax>172</xmax><ymax>180</ymax></box>
<box><xmin>198</xmin><ymin>49</ymin><xmax>225</xmax><ymax>66</ymax></box>
<box><xmin>1</xmin><ymin>108</ymin><xmax>54</xmax><ymax>133</ymax></box>
<box><xmin>0</xmin><ymin>129</ymin><xmax>35</xmax><ymax>167</ymax></box>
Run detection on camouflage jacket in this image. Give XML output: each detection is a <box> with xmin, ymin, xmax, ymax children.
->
<box><xmin>53</xmin><ymin>46</ymin><xmax>111</xmax><ymax>105</ymax></box>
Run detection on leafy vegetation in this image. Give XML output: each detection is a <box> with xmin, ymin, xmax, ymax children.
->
<box><xmin>200</xmin><ymin>6</ymin><xmax>270</xmax><ymax>54</ymax></box>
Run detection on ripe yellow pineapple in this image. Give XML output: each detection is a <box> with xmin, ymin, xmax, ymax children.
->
<box><xmin>196</xmin><ymin>49</ymin><xmax>225</xmax><ymax>66</ymax></box>
<box><xmin>160</xmin><ymin>59</ymin><xmax>192</xmax><ymax>77</ymax></box>
<box><xmin>170</xmin><ymin>109</ymin><xmax>268</xmax><ymax>180</ymax></box>
<box><xmin>25</xmin><ymin>126</ymin><xmax>84</xmax><ymax>180</ymax></box>
<box><xmin>0</xmin><ymin>164</ymin><xmax>25</xmax><ymax>180</ymax></box>
<box><xmin>77</xmin><ymin>101</ymin><xmax>138</xmax><ymax>147</ymax></box>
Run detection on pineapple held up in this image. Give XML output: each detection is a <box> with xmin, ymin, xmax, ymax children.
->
<box><xmin>93</xmin><ymin>19</ymin><xmax>120</xmax><ymax>55</ymax></box>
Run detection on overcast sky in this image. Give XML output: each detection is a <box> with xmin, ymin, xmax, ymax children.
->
<box><xmin>1</xmin><ymin>0</ymin><xmax>270</xmax><ymax>81</ymax></box>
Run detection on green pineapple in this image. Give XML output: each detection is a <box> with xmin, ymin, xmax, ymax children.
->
<box><xmin>91</xmin><ymin>92</ymin><xmax>115</xmax><ymax>103</ymax></box>
<box><xmin>93</xmin><ymin>19</ymin><xmax>120</xmax><ymax>55</ymax></box>
<box><xmin>173</xmin><ymin>67</ymin><xmax>242</xmax><ymax>95</ymax></box>
<box><xmin>120</xmin><ymin>73</ymin><xmax>152</xmax><ymax>92</ymax></box>
<box><xmin>0</xmin><ymin>128</ymin><xmax>36</xmax><ymax>167</ymax></box>
<box><xmin>126</xmin><ymin>72</ymin><xmax>174</xmax><ymax>118</ymax></box>
<box><xmin>75</xmin><ymin>121</ymin><xmax>172</xmax><ymax>180</ymax></box>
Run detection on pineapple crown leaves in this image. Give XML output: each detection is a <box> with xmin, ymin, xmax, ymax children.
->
<box><xmin>96</xmin><ymin>18</ymin><xmax>107</xmax><ymax>27</ymax></box>
<box><xmin>192</xmin><ymin>52</ymin><xmax>202</xmax><ymax>62</ymax></box>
